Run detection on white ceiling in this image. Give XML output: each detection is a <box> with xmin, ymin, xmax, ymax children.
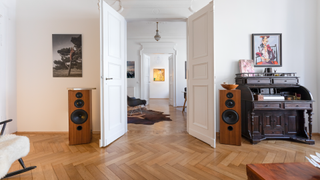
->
<box><xmin>127</xmin><ymin>21</ymin><xmax>186</xmax><ymax>38</ymax></box>
<box><xmin>105</xmin><ymin>0</ymin><xmax>212</xmax><ymax>22</ymax></box>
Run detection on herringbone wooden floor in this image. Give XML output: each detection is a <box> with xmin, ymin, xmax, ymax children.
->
<box><xmin>6</xmin><ymin>99</ymin><xmax>320</xmax><ymax>179</ymax></box>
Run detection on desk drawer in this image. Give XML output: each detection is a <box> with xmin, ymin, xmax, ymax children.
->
<box><xmin>254</xmin><ymin>103</ymin><xmax>282</xmax><ymax>109</ymax></box>
<box><xmin>284</xmin><ymin>103</ymin><xmax>312</xmax><ymax>109</ymax></box>
<box><xmin>273</xmin><ymin>78</ymin><xmax>298</xmax><ymax>84</ymax></box>
<box><xmin>247</xmin><ymin>78</ymin><xmax>271</xmax><ymax>84</ymax></box>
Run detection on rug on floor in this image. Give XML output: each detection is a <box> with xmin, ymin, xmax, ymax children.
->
<box><xmin>128</xmin><ymin>108</ymin><xmax>172</xmax><ymax>125</ymax></box>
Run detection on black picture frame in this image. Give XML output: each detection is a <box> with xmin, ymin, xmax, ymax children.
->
<box><xmin>252</xmin><ymin>33</ymin><xmax>282</xmax><ymax>67</ymax></box>
<box><xmin>52</xmin><ymin>34</ymin><xmax>82</xmax><ymax>77</ymax></box>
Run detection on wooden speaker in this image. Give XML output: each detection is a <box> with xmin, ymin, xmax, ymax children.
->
<box><xmin>68</xmin><ymin>90</ymin><xmax>92</xmax><ymax>145</ymax></box>
<box><xmin>219</xmin><ymin>89</ymin><xmax>241</xmax><ymax>146</ymax></box>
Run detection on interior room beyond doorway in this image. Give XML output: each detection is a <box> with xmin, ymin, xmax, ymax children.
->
<box><xmin>149</xmin><ymin>53</ymin><xmax>171</xmax><ymax>100</ymax></box>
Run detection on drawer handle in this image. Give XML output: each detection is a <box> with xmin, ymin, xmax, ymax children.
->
<box><xmin>258</xmin><ymin>80</ymin><xmax>260</xmax><ymax>82</ymax></box>
<box><xmin>296</xmin><ymin>105</ymin><xmax>299</xmax><ymax>107</ymax></box>
<box><xmin>284</xmin><ymin>80</ymin><xmax>287</xmax><ymax>82</ymax></box>
<box><xmin>265</xmin><ymin>105</ymin><xmax>269</xmax><ymax>107</ymax></box>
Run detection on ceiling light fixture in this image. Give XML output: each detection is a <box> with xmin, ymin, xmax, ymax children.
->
<box><xmin>154</xmin><ymin>22</ymin><xmax>161</xmax><ymax>41</ymax></box>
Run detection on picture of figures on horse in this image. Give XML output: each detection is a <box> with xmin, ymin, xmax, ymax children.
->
<box><xmin>52</xmin><ymin>34</ymin><xmax>82</xmax><ymax>77</ymax></box>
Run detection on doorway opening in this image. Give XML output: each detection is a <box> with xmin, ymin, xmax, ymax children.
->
<box><xmin>140</xmin><ymin>43</ymin><xmax>177</xmax><ymax>107</ymax></box>
<box><xmin>141</xmin><ymin>53</ymin><xmax>174</xmax><ymax>107</ymax></box>
<box><xmin>101</xmin><ymin>0</ymin><xmax>216</xmax><ymax>148</ymax></box>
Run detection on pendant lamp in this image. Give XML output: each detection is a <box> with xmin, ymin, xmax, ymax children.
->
<box><xmin>154</xmin><ymin>22</ymin><xmax>161</xmax><ymax>41</ymax></box>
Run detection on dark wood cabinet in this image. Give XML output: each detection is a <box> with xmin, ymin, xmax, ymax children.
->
<box><xmin>236</xmin><ymin>73</ymin><xmax>314</xmax><ymax>144</ymax></box>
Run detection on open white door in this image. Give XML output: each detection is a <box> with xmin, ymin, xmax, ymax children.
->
<box><xmin>141</xmin><ymin>54</ymin><xmax>150</xmax><ymax>104</ymax></box>
<box><xmin>100</xmin><ymin>1</ymin><xmax>127</xmax><ymax>147</ymax></box>
<box><xmin>187</xmin><ymin>2</ymin><xmax>215</xmax><ymax>148</ymax></box>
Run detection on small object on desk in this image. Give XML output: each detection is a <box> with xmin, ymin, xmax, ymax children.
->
<box><xmin>254</xmin><ymin>94</ymin><xmax>264</xmax><ymax>101</ymax></box>
<box><xmin>260</xmin><ymin>88</ymin><xmax>269</xmax><ymax>94</ymax></box>
<box><xmin>263</xmin><ymin>95</ymin><xmax>285</xmax><ymax>100</ymax></box>
<box><xmin>269</xmin><ymin>88</ymin><xmax>274</xmax><ymax>94</ymax></box>
<box><xmin>285</xmin><ymin>96</ymin><xmax>292</xmax><ymax>100</ymax></box>
<box><xmin>297</xmin><ymin>93</ymin><xmax>301</xmax><ymax>100</ymax></box>
<box><xmin>221</xmin><ymin>84</ymin><xmax>238</xmax><ymax>90</ymax></box>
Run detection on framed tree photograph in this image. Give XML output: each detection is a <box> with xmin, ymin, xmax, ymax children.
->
<box><xmin>252</xmin><ymin>33</ymin><xmax>282</xmax><ymax>67</ymax></box>
<box><xmin>52</xmin><ymin>34</ymin><xmax>82</xmax><ymax>77</ymax></box>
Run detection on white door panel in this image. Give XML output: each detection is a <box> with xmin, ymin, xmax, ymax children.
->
<box><xmin>187</xmin><ymin>2</ymin><xmax>215</xmax><ymax>148</ymax></box>
<box><xmin>100</xmin><ymin>1</ymin><xmax>127</xmax><ymax>147</ymax></box>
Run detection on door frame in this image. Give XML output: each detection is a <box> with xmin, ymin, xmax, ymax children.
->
<box><xmin>140</xmin><ymin>43</ymin><xmax>177</xmax><ymax>107</ymax></box>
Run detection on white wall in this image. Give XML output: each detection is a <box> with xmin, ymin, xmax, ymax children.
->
<box><xmin>16</xmin><ymin>0</ymin><xmax>100</xmax><ymax>132</ymax></box>
<box><xmin>127</xmin><ymin>22</ymin><xmax>187</xmax><ymax>106</ymax></box>
<box><xmin>0</xmin><ymin>0</ymin><xmax>17</xmax><ymax>134</ymax></box>
<box><xmin>215</xmin><ymin>0</ymin><xmax>319</xmax><ymax>132</ymax></box>
<box><xmin>149</xmin><ymin>54</ymin><xmax>170</xmax><ymax>98</ymax></box>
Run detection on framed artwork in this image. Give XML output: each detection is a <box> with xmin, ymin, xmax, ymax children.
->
<box><xmin>239</xmin><ymin>59</ymin><xmax>254</xmax><ymax>76</ymax></box>
<box><xmin>127</xmin><ymin>61</ymin><xmax>135</xmax><ymax>78</ymax></box>
<box><xmin>153</xmin><ymin>69</ymin><xmax>165</xmax><ymax>81</ymax></box>
<box><xmin>52</xmin><ymin>34</ymin><xmax>82</xmax><ymax>77</ymax></box>
<box><xmin>252</xmin><ymin>33</ymin><xmax>282</xmax><ymax>67</ymax></box>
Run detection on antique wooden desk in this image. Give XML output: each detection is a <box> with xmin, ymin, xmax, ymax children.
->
<box><xmin>235</xmin><ymin>72</ymin><xmax>314</xmax><ymax>144</ymax></box>
<box><xmin>247</xmin><ymin>163</ymin><xmax>320</xmax><ymax>180</ymax></box>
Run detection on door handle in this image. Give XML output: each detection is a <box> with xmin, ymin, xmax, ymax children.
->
<box><xmin>106</xmin><ymin>78</ymin><xmax>113</xmax><ymax>80</ymax></box>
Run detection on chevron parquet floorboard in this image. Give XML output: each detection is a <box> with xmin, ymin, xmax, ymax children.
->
<box><xmin>5</xmin><ymin>99</ymin><xmax>320</xmax><ymax>179</ymax></box>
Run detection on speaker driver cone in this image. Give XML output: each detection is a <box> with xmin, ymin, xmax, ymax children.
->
<box><xmin>226</xmin><ymin>92</ymin><xmax>233</xmax><ymax>98</ymax></box>
<box><xmin>225</xmin><ymin>100</ymin><xmax>235</xmax><ymax>108</ymax></box>
<box><xmin>222</xmin><ymin>110</ymin><xmax>239</xmax><ymax>124</ymax></box>
<box><xmin>71</xmin><ymin>109</ymin><xmax>88</xmax><ymax>124</ymax></box>
<box><xmin>74</xmin><ymin>99</ymin><xmax>84</xmax><ymax>108</ymax></box>
<box><xmin>75</xmin><ymin>92</ymin><xmax>83</xmax><ymax>98</ymax></box>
